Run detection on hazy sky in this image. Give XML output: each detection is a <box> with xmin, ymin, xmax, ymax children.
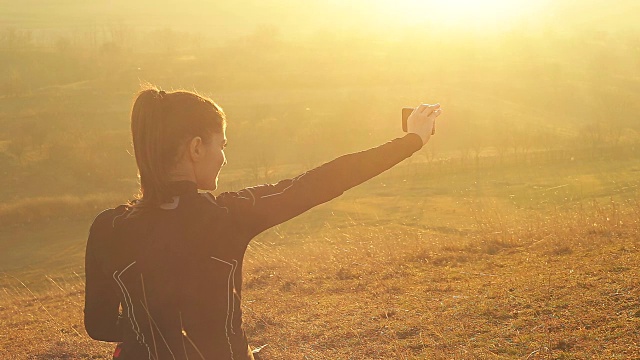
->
<box><xmin>1</xmin><ymin>0</ymin><xmax>638</xmax><ymax>40</ymax></box>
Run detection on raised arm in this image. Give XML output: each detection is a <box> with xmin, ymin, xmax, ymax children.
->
<box><xmin>217</xmin><ymin>104</ymin><xmax>442</xmax><ymax>238</ymax></box>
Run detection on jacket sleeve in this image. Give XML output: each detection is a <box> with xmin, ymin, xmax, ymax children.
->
<box><xmin>84</xmin><ymin>210</ymin><xmax>123</xmax><ymax>342</ymax></box>
<box><xmin>216</xmin><ymin>133</ymin><xmax>423</xmax><ymax>238</ymax></box>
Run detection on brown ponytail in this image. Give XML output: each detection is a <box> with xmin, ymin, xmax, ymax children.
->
<box><xmin>130</xmin><ymin>84</ymin><xmax>226</xmax><ymax>209</ymax></box>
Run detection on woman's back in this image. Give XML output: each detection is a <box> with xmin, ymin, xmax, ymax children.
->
<box><xmin>86</xmin><ymin>181</ymin><xmax>253</xmax><ymax>359</ymax></box>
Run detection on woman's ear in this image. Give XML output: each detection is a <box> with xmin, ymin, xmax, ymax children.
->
<box><xmin>188</xmin><ymin>136</ymin><xmax>203</xmax><ymax>162</ymax></box>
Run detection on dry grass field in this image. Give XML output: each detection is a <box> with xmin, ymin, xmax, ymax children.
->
<box><xmin>1</xmin><ymin>155</ymin><xmax>639</xmax><ymax>359</ymax></box>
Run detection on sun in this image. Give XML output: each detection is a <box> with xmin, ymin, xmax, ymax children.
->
<box><xmin>368</xmin><ymin>0</ymin><xmax>550</xmax><ymax>31</ymax></box>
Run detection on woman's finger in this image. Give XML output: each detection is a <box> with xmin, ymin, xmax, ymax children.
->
<box><xmin>418</xmin><ymin>103</ymin><xmax>441</xmax><ymax>114</ymax></box>
<box><xmin>417</xmin><ymin>104</ymin><xmax>431</xmax><ymax>113</ymax></box>
<box><xmin>428</xmin><ymin>109</ymin><xmax>442</xmax><ymax>118</ymax></box>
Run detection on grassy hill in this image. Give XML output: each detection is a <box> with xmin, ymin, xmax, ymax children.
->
<box><xmin>1</xmin><ymin>154</ymin><xmax>638</xmax><ymax>359</ymax></box>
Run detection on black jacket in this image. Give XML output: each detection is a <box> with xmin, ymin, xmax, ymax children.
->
<box><xmin>84</xmin><ymin>134</ymin><xmax>423</xmax><ymax>360</ymax></box>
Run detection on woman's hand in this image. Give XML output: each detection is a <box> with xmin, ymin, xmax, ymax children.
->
<box><xmin>407</xmin><ymin>103</ymin><xmax>442</xmax><ymax>145</ymax></box>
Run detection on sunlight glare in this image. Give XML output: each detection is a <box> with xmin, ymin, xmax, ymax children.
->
<box><xmin>370</xmin><ymin>0</ymin><xmax>550</xmax><ymax>31</ymax></box>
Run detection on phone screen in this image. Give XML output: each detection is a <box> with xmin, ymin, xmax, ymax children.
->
<box><xmin>402</xmin><ymin>107</ymin><xmax>413</xmax><ymax>132</ymax></box>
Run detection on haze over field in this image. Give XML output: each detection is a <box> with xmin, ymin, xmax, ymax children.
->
<box><xmin>1</xmin><ymin>0</ymin><xmax>639</xmax><ymax>199</ymax></box>
<box><xmin>3</xmin><ymin>0</ymin><xmax>640</xmax><ymax>35</ymax></box>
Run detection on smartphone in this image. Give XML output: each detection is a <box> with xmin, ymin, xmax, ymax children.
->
<box><xmin>402</xmin><ymin>107</ymin><xmax>436</xmax><ymax>135</ymax></box>
<box><xmin>402</xmin><ymin>107</ymin><xmax>413</xmax><ymax>132</ymax></box>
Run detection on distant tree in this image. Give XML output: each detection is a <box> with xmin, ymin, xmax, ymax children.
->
<box><xmin>292</xmin><ymin>109</ymin><xmax>323</xmax><ymax>169</ymax></box>
<box><xmin>463</xmin><ymin>120</ymin><xmax>488</xmax><ymax>168</ymax></box>
<box><xmin>0</xmin><ymin>27</ymin><xmax>32</xmax><ymax>50</ymax></box>
<box><xmin>579</xmin><ymin>121</ymin><xmax>604</xmax><ymax>157</ymax></box>
<box><xmin>107</xmin><ymin>22</ymin><xmax>134</xmax><ymax>53</ymax></box>
<box><xmin>424</xmin><ymin>141</ymin><xmax>437</xmax><ymax>166</ymax></box>
<box><xmin>492</xmin><ymin>118</ymin><xmax>515</xmax><ymax>164</ymax></box>
<box><xmin>244</xmin><ymin>117</ymin><xmax>280</xmax><ymax>182</ymax></box>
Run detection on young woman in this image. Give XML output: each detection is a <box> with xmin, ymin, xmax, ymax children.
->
<box><xmin>84</xmin><ymin>85</ymin><xmax>442</xmax><ymax>360</ymax></box>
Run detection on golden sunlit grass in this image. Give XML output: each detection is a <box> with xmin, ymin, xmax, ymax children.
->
<box><xmin>1</xmin><ymin>271</ymin><xmax>114</xmax><ymax>359</ymax></box>
<box><xmin>1</xmin><ymin>157</ymin><xmax>639</xmax><ymax>359</ymax></box>
<box><xmin>242</xmin><ymin>205</ymin><xmax>640</xmax><ymax>359</ymax></box>
<box><xmin>1</xmin><ymin>197</ymin><xmax>638</xmax><ymax>359</ymax></box>
<box><xmin>0</xmin><ymin>193</ymin><xmax>123</xmax><ymax>229</ymax></box>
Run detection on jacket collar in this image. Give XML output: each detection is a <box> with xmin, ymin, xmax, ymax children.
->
<box><xmin>165</xmin><ymin>180</ymin><xmax>198</xmax><ymax>196</ymax></box>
